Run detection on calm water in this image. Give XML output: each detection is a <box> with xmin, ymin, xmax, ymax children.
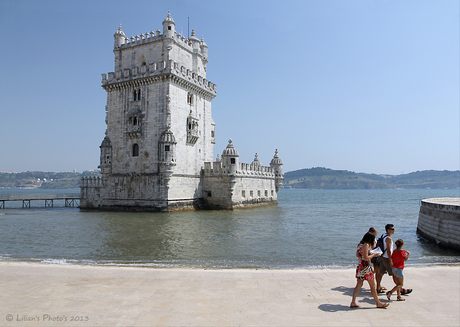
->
<box><xmin>0</xmin><ymin>189</ymin><xmax>459</xmax><ymax>269</ymax></box>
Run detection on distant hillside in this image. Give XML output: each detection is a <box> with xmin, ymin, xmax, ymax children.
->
<box><xmin>1</xmin><ymin>168</ymin><xmax>458</xmax><ymax>190</ymax></box>
<box><xmin>283</xmin><ymin>168</ymin><xmax>459</xmax><ymax>190</ymax></box>
<box><xmin>0</xmin><ymin>171</ymin><xmax>100</xmax><ymax>189</ymax></box>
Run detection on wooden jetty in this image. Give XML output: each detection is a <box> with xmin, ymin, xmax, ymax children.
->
<box><xmin>0</xmin><ymin>193</ymin><xmax>80</xmax><ymax>209</ymax></box>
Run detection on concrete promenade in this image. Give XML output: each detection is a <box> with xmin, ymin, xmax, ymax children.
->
<box><xmin>0</xmin><ymin>263</ymin><xmax>459</xmax><ymax>326</ymax></box>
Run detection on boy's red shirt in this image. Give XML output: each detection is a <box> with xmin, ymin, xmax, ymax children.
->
<box><xmin>391</xmin><ymin>249</ymin><xmax>407</xmax><ymax>269</ymax></box>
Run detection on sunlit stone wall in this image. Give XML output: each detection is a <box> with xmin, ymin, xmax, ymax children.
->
<box><xmin>417</xmin><ymin>198</ymin><xmax>460</xmax><ymax>251</ymax></box>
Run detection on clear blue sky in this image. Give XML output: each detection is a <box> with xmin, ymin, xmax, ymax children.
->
<box><xmin>1</xmin><ymin>0</ymin><xmax>458</xmax><ymax>175</ymax></box>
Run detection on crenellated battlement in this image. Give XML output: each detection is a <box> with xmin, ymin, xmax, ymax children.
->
<box><xmin>109</xmin><ymin>14</ymin><xmax>212</xmax><ymax>97</ymax></box>
<box><xmin>117</xmin><ymin>30</ymin><xmax>162</xmax><ymax>49</ymax></box>
<box><xmin>203</xmin><ymin>161</ymin><xmax>276</xmax><ymax>178</ymax></box>
<box><xmin>239</xmin><ymin>162</ymin><xmax>275</xmax><ymax>176</ymax></box>
<box><xmin>102</xmin><ymin>59</ymin><xmax>217</xmax><ymax>96</ymax></box>
<box><xmin>117</xmin><ymin>29</ymin><xmax>205</xmax><ymax>54</ymax></box>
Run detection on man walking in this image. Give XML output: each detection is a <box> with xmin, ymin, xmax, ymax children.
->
<box><xmin>376</xmin><ymin>224</ymin><xmax>394</xmax><ymax>293</ymax></box>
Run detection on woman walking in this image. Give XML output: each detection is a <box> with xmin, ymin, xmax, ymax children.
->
<box><xmin>350</xmin><ymin>232</ymin><xmax>390</xmax><ymax>308</ymax></box>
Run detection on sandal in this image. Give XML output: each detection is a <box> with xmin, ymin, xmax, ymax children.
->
<box><xmin>397</xmin><ymin>296</ymin><xmax>405</xmax><ymax>301</ymax></box>
<box><xmin>377</xmin><ymin>288</ymin><xmax>386</xmax><ymax>293</ymax></box>
<box><xmin>377</xmin><ymin>303</ymin><xmax>390</xmax><ymax>308</ymax></box>
<box><xmin>401</xmin><ymin>288</ymin><xmax>412</xmax><ymax>295</ymax></box>
<box><xmin>386</xmin><ymin>291</ymin><xmax>392</xmax><ymax>301</ymax></box>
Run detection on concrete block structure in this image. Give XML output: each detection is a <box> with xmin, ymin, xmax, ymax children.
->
<box><xmin>80</xmin><ymin>12</ymin><xmax>284</xmax><ymax>211</ymax></box>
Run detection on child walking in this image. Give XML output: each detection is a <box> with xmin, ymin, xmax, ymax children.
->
<box><xmin>386</xmin><ymin>239</ymin><xmax>410</xmax><ymax>301</ymax></box>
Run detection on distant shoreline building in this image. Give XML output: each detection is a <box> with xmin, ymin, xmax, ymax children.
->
<box><xmin>80</xmin><ymin>12</ymin><xmax>283</xmax><ymax>211</ymax></box>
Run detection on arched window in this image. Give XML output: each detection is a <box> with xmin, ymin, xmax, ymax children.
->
<box><xmin>132</xmin><ymin>144</ymin><xmax>139</xmax><ymax>157</ymax></box>
<box><xmin>137</xmin><ymin>89</ymin><xmax>141</xmax><ymax>100</ymax></box>
<box><xmin>133</xmin><ymin>90</ymin><xmax>137</xmax><ymax>101</ymax></box>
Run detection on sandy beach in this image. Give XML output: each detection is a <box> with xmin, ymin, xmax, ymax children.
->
<box><xmin>0</xmin><ymin>262</ymin><xmax>458</xmax><ymax>326</ymax></box>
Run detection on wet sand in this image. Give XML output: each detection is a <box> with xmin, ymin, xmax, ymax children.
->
<box><xmin>0</xmin><ymin>262</ymin><xmax>458</xmax><ymax>326</ymax></box>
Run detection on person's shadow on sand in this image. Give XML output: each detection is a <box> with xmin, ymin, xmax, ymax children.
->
<box><xmin>318</xmin><ymin>286</ymin><xmax>376</xmax><ymax>312</ymax></box>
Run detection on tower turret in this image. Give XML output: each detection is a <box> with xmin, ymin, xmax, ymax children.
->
<box><xmin>158</xmin><ymin>128</ymin><xmax>177</xmax><ymax>185</ymax></box>
<box><xmin>270</xmin><ymin>149</ymin><xmax>284</xmax><ymax>192</ymax></box>
<box><xmin>200</xmin><ymin>36</ymin><xmax>208</xmax><ymax>59</ymax></box>
<box><xmin>162</xmin><ymin>11</ymin><xmax>175</xmax><ymax>38</ymax></box>
<box><xmin>189</xmin><ymin>30</ymin><xmax>200</xmax><ymax>50</ymax></box>
<box><xmin>251</xmin><ymin>153</ymin><xmax>262</xmax><ymax>167</ymax></box>
<box><xmin>99</xmin><ymin>136</ymin><xmax>112</xmax><ymax>175</ymax></box>
<box><xmin>159</xmin><ymin>128</ymin><xmax>177</xmax><ymax>166</ymax></box>
<box><xmin>222</xmin><ymin>139</ymin><xmax>239</xmax><ymax>175</ymax></box>
<box><xmin>113</xmin><ymin>24</ymin><xmax>126</xmax><ymax>49</ymax></box>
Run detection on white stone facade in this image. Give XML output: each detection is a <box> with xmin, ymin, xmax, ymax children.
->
<box><xmin>80</xmin><ymin>12</ymin><xmax>284</xmax><ymax>211</ymax></box>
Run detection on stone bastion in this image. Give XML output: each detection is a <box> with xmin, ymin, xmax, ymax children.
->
<box><xmin>417</xmin><ymin>197</ymin><xmax>460</xmax><ymax>251</ymax></box>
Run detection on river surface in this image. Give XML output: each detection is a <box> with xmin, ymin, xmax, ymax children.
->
<box><xmin>0</xmin><ymin>188</ymin><xmax>459</xmax><ymax>268</ymax></box>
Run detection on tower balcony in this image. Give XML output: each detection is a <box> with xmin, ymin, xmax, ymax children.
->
<box><xmin>187</xmin><ymin>130</ymin><xmax>199</xmax><ymax>144</ymax></box>
<box><xmin>127</xmin><ymin>125</ymin><xmax>142</xmax><ymax>139</ymax></box>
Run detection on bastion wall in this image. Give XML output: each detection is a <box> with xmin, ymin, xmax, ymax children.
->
<box><xmin>417</xmin><ymin>198</ymin><xmax>460</xmax><ymax>251</ymax></box>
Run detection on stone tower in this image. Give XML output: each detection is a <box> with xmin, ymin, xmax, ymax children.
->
<box><xmin>80</xmin><ymin>12</ymin><xmax>283</xmax><ymax>211</ymax></box>
<box><xmin>81</xmin><ymin>12</ymin><xmax>216</xmax><ymax>210</ymax></box>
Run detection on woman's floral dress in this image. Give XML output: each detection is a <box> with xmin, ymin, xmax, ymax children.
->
<box><xmin>356</xmin><ymin>243</ymin><xmax>374</xmax><ymax>280</ymax></box>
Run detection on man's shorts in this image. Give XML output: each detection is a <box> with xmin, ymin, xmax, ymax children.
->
<box><xmin>371</xmin><ymin>256</ymin><xmax>380</xmax><ymax>268</ymax></box>
<box><xmin>378</xmin><ymin>257</ymin><xmax>393</xmax><ymax>276</ymax></box>
<box><xmin>392</xmin><ymin>267</ymin><xmax>404</xmax><ymax>278</ymax></box>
